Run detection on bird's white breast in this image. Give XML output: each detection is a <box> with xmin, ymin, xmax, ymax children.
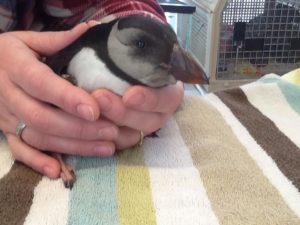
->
<box><xmin>67</xmin><ymin>47</ymin><xmax>131</xmax><ymax>95</ymax></box>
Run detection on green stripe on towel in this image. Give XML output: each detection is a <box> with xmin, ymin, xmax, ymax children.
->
<box><xmin>259</xmin><ymin>74</ymin><xmax>300</xmax><ymax>114</ymax></box>
<box><xmin>67</xmin><ymin>156</ymin><xmax>119</xmax><ymax>225</ymax></box>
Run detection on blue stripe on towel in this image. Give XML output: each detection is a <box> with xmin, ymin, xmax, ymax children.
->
<box><xmin>277</xmin><ymin>81</ymin><xmax>300</xmax><ymax>114</ymax></box>
<box><xmin>67</xmin><ymin>156</ymin><xmax>119</xmax><ymax>225</ymax></box>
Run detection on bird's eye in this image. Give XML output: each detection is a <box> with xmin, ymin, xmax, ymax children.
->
<box><xmin>136</xmin><ymin>40</ymin><xmax>146</xmax><ymax>48</ymax></box>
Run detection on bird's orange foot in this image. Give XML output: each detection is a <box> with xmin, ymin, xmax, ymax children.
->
<box><xmin>53</xmin><ymin>153</ymin><xmax>76</xmax><ymax>189</ymax></box>
<box><xmin>60</xmin><ymin>164</ymin><xmax>76</xmax><ymax>189</ymax></box>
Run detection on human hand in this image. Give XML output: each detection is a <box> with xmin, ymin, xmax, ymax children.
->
<box><xmin>0</xmin><ymin>23</ymin><xmax>119</xmax><ymax>178</ymax></box>
<box><xmin>92</xmin><ymin>81</ymin><xmax>184</xmax><ymax>149</ymax></box>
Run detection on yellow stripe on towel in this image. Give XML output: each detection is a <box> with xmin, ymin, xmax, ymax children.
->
<box><xmin>117</xmin><ymin>147</ymin><xmax>156</xmax><ymax>225</ymax></box>
<box><xmin>282</xmin><ymin>68</ymin><xmax>300</xmax><ymax>85</ymax></box>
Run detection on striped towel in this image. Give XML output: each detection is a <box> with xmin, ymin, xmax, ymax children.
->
<box><xmin>0</xmin><ymin>74</ymin><xmax>299</xmax><ymax>225</ymax></box>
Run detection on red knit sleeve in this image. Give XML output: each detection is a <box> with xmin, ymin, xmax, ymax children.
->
<box><xmin>43</xmin><ymin>0</ymin><xmax>167</xmax><ymax>30</ymax></box>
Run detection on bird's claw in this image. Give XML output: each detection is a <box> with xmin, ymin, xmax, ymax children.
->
<box><xmin>52</xmin><ymin>153</ymin><xmax>77</xmax><ymax>189</ymax></box>
<box><xmin>60</xmin><ymin>167</ymin><xmax>76</xmax><ymax>189</ymax></box>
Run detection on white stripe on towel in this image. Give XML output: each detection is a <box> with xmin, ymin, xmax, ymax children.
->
<box><xmin>242</xmin><ymin>83</ymin><xmax>300</xmax><ymax>148</ymax></box>
<box><xmin>0</xmin><ymin>141</ymin><xmax>14</xmax><ymax>179</ymax></box>
<box><xmin>205</xmin><ymin>93</ymin><xmax>300</xmax><ymax>218</ymax></box>
<box><xmin>143</xmin><ymin>118</ymin><xmax>220</xmax><ymax>225</ymax></box>
<box><xmin>24</xmin><ymin>177</ymin><xmax>70</xmax><ymax>225</ymax></box>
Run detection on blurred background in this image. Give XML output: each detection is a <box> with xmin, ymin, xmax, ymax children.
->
<box><xmin>159</xmin><ymin>0</ymin><xmax>300</xmax><ymax>92</ymax></box>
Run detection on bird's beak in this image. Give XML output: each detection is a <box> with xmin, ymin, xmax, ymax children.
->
<box><xmin>169</xmin><ymin>44</ymin><xmax>209</xmax><ymax>84</ymax></box>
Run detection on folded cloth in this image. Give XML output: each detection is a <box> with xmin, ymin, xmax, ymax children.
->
<box><xmin>0</xmin><ymin>74</ymin><xmax>299</xmax><ymax>225</ymax></box>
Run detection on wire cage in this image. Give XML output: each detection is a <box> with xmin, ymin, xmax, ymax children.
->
<box><xmin>179</xmin><ymin>0</ymin><xmax>300</xmax><ymax>91</ymax></box>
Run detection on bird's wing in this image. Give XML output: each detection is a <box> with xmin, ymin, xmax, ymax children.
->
<box><xmin>45</xmin><ymin>42</ymin><xmax>81</xmax><ymax>77</ymax></box>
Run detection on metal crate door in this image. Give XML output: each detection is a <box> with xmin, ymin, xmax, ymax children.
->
<box><xmin>217</xmin><ymin>0</ymin><xmax>300</xmax><ymax>80</ymax></box>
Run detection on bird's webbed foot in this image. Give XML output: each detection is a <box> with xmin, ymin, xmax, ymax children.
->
<box><xmin>53</xmin><ymin>153</ymin><xmax>76</xmax><ymax>189</ymax></box>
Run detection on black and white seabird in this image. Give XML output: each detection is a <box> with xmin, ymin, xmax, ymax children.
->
<box><xmin>46</xmin><ymin>15</ymin><xmax>208</xmax><ymax>94</ymax></box>
<box><xmin>46</xmin><ymin>15</ymin><xmax>208</xmax><ymax>188</ymax></box>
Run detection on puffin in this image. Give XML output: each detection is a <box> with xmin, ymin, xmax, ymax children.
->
<box><xmin>46</xmin><ymin>15</ymin><xmax>208</xmax><ymax>188</ymax></box>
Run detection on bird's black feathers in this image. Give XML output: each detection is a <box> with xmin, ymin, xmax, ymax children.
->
<box><xmin>46</xmin><ymin>21</ymin><xmax>114</xmax><ymax>75</ymax></box>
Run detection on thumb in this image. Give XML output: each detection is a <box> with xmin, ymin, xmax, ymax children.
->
<box><xmin>11</xmin><ymin>23</ymin><xmax>89</xmax><ymax>55</ymax></box>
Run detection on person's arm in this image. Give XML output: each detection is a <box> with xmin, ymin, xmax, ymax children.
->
<box><xmin>0</xmin><ymin>0</ymin><xmax>17</xmax><ymax>32</ymax></box>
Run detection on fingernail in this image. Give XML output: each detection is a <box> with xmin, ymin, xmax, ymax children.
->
<box><xmin>98</xmin><ymin>127</ymin><xmax>118</xmax><ymax>139</ymax></box>
<box><xmin>177</xmin><ymin>81</ymin><xmax>184</xmax><ymax>88</ymax></box>
<box><xmin>94</xmin><ymin>145</ymin><xmax>114</xmax><ymax>156</ymax></box>
<box><xmin>127</xmin><ymin>93</ymin><xmax>145</xmax><ymax>106</ymax></box>
<box><xmin>98</xmin><ymin>95</ymin><xmax>111</xmax><ymax>112</ymax></box>
<box><xmin>77</xmin><ymin>104</ymin><xmax>95</xmax><ymax>121</ymax></box>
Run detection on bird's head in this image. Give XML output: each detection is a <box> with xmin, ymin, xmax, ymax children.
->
<box><xmin>106</xmin><ymin>15</ymin><xmax>208</xmax><ymax>87</ymax></box>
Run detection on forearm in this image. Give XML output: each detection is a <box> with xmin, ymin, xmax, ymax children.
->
<box><xmin>0</xmin><ymin>0</ymin><xmax>18</xmax><ymax>32</ymax></box>
<box><xmin>0</xmin><ymin>0</ymin><xmax>166</xmax><ymax>33</ymax></box>
<box><xmin>43</xmin><ymin>0</ymin><xmax>167</xmax><ymax>30</ymax></box>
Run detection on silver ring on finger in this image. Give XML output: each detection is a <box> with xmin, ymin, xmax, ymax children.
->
<box><xmin>16</xmin><ymin>121</ymin><xmax>27</xmax><ymax>141</ymax></box>
<box><xmin>138</xmin><ymin>130</ymin><xmax>144</xmax><ymax>146</ymax></box>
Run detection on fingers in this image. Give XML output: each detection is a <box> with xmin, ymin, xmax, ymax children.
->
<box><xmin>11</xmin><ymin>23</ymin><xmax>90</xmax><ymax>55</ymax></box>
<box><xmin>9</xmin><ymin>58</ymin><xmax>99</xmax><ymax>121</ymax></box>
<box><xmin>92</xmin><ymin>82</ymin><xmax>183</xmax><ymax>135</ymax></box>
<box><xmin>0</xmin><ymin>72</ymin><xmax>118</xmax><ymax>141</ymax></box>
<box><xmin>2</xmin><ymin>96</ymin><xmax>115</xmax><ymax>179</ymax></box>
<box><xmin>4</xmin><ymin>111</ymin><xmax>115</xmax><ymax>179</ymax></box>
<box><xmin>0</xmin><ymin>30</ymin><xmax>99</xmax><ymax>121</ymax></box>
<box><xmin>0</xmin><ymin>98</ymin><xmax>17</xmax><ymax>133</ymax></box>
<box><xmin>21</xmin><ymin>127</ymin><xmax>115</xmax><ymax>156</ymax></box>
<box><xmin>6</xmin><ymin>133</ymin><xmax>61</xmax><ymax>178</ymax></box>
<box><xmin>123</xmin><ymin>81</ymin><xmax>184</xmax><ymax>114</ymax></box>
<box><xmin>93</xmin><ymin>89</ymin><xmax>167</xmax><ymax>134</ymax></box>
<box><xmin>115</xmin><ymin>127</ymin><xmax>141</xmax><ymax>150</ymax></box>
<box><xmin>87</xmin><ymin>20</ymin><xmax>100</xmax><ymax>27</ymax></box>
<box><xmin>3</xmin><ymin>106</ymin><xmax>116</xmax><ymax>158</ymax></box>
<box><xmin>6</xmin><ymin>123</ymin><xmax>137</xmax><ymax>178</ymax></box>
